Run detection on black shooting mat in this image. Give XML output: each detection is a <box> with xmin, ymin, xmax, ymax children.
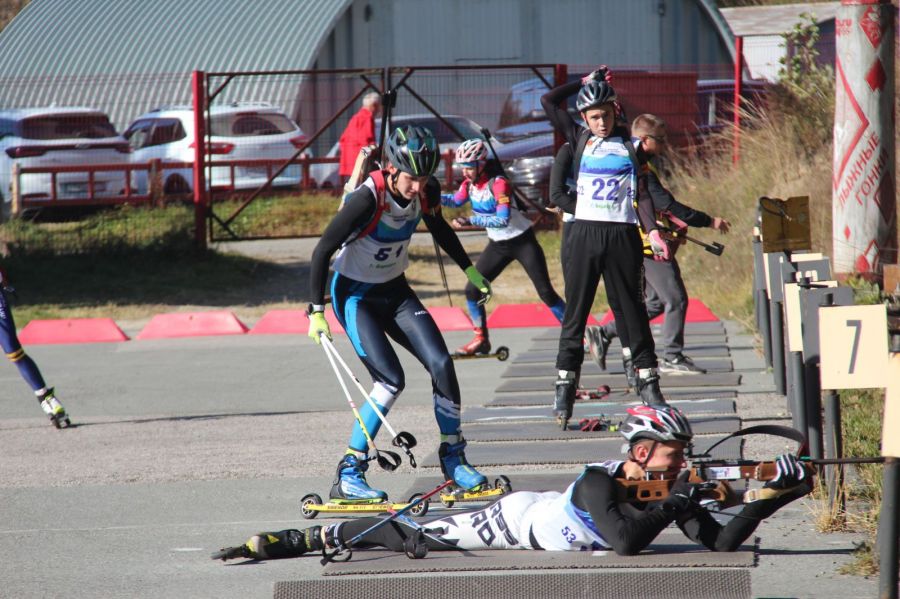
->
<box><xmin>513</xmin><ymin>341</ymin><xmax>731</xmax><ymax>358</ymax></box>
<box><xmin>463</xmin><ymin>397</ymin><xmax>736</xmax><ymax>423</ymax></box>
<box><xmin>528</xmin><ymin>320</ymin><xmax>727</xmax><ymax>341</ymax></box>
<box><xmin>495</xmin><ymin>372</ymin><xmax>741</xmax><ymax>393</ymax></box>
<box><xmin>319</xmin><ymin>531</ymin><xmax>755</xmax><ymax>576</ymax></box>
<box><xmin>486</xmin><ymin>389</ymin><xmax>737</xmax><ymax>407</ymax></box>
<box><xmin>463</xmin><ymin>415</ymin><xmax>741</xmax><ymax>442</ymax></box>
<box><xmin>418</xmin><ymin>435</ymin><xmax>743</xmax><ymax>468</ymax></box>
<box><xmin>278</xmin><ymin>569</ymin><xmax>753</xmax><ymax>599</ymax></box>
<box><xmin>526</xmin><ymin>339</ymin><xmax>731</xmax><ymax>354</ymax></box>
<box><xmin>502</xmin><ymin>358</ymin><xmax>734</xmax><ymax>377</ymax></box>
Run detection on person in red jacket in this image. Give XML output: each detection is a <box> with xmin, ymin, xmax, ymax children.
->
<box><xmin>338</xmin><ymin>92</ymin><xmax>382</xmax><ymax>185</ymax></box>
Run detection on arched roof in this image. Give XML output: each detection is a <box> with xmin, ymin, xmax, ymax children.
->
<box><xmin>0</xmin><ymin>0</ymin><xmax>352</xmax><ymax>128</ymax></box>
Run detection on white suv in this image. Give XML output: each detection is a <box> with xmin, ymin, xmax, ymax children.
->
<box><xmin>124</xmin><ymin>102</ymin><xmax>311</xmax><ymax>194</ymax></box>
<box><xmin>0</xmin><ymin>107</ymin><xmax>130</xmax><ymax>212</ymax></box>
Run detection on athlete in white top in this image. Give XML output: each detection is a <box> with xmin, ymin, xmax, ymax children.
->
<box><xmin>213</xmin><ymin>405</ymin><xmax>813</xmax><ymax>561</ymax></box>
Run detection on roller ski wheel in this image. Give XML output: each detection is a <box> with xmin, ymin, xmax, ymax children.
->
<box><xmin>451</xmin><ymin>346</ymin><xmax>509</xmax><ymax>361</ymax></box>
<box><xmin>575</xmin><ymin>385</ymin><xmax>611</xmax><ymax>401</ymax></box>
<box><xmin>406</xmin><ymin>493</ymin><xmax>429</xmax><ymax>518</ymax></box>
<box><xmin>300</xmin><ymin>493</ymin><xmax>323</xmax><ymax>519</ymax></box>
<box><xmin>494</xmin><ymin>475</ymin><xmax>512</xmax><ymax>495</ymax></box>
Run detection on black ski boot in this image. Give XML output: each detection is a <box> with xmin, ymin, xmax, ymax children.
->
<box><xmin>212</xmin><ymin>527</ymin><xmax>323</xmax><ymax>561</ymax></box>
<box><xmin>622</xmin><ymin>348</ymin><xmax>638</xmax><ymax>392</ymax></box>
<box><xmin>554</xmin><ymin>370</ymin><xmax>578</xmax><ymax>430</ymax></box>
<box><xmin>636</xmin><ymin>368</ymin><xmax>669</xmax><ymax>407</ymax></box>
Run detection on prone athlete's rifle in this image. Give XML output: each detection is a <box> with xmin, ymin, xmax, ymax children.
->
<box><xmin>616</xmin><ymin>456</ymin><xmax>886</xmax><ymax>506</ymax></box>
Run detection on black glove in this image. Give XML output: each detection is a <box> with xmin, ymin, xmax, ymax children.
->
<box><xmin>764</xmin><ymin>454</ymin><xmax>807</xmax><ymax>490</ymax></box>
<box><xmin>662</xmin><ymin>470</ymin><xmax>703</xmax><ymax>514</ymax></box>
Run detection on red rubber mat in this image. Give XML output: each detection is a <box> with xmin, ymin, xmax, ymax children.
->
<box><xmin>487</xmin><ymin>303</ymin><xmax>600</xmax><ymax>328</ymax></box>
<box><xmin>598</xmin><ymin>297</ymin><xmax>719</xmax><ymax>325</ymax></box>
<box><xmin>426</xmin><ymin>306</ymin><xmax>473</xmax><ymax>331</ymax></box>
<box><xmin>136</xmin><ymin>311</ymin><xmax>249</xmax><ymax>340</ymax></box>
<box><xmin>249</xmin><ymin>309</ymin><xmax>345</xmax><ymax>335</ymax></box>
<box><xmin>18</xmin><ymin>318</ymin><xmax>129</xmax><ymax>344</ymax></box>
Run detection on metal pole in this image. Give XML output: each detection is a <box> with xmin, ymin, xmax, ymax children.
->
<box><xmin>804</xmin><ymin>361</ymin><xmax>824</xmax><ymax>459</ymax></box>
<box><xmin>823</xmin><ymin>389</ymin><xmax>846</xmax><ymax>515</ymax></box>
<box><xmin>789</xmin><ymin>350</ymin><xmax>807</xmax><ymax>433</ymax></box>
<box><xmin>770</xmin><ymin>300</ymin><xmax>786</xmax><ymax>395</ymax></box>
<box><xmin>758</xmin><ymin>288</ymin><xmax>773</xmax><ymax>367</ymax></box>
<box><xmin>191</xmin><ymin>71</ymin><xmax>208</xmax><ymax>251</ymax></box>
<box><xmin>733</xmin><ymin>35</ymin><xmax>743</xmax><ymax>165</ymax></box>
<box><xmin>879</xmin><ymin>458</ymin><xmax>900</xmax><ymax>599</ymax></box>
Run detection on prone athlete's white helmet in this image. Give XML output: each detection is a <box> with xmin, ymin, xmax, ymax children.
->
<box><xmin>620</xmin><ymin>405</ymin><xmax>693</xmax><ymax>445</ymax></box>
<box><xmin>454</xmin><ymin>139</ymin><xmax>488</xmax><ymax>166</ymax></box>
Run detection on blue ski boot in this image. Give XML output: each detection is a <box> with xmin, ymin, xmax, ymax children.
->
<box><xmin>438</xmin><ymin>437</ymin><xmax>487</xmax><ymax>492</ymax></box>
<box><xmin>329</xmin><ymin>454</ymin><xmax>387</xmax><ymax>503</ymax></box>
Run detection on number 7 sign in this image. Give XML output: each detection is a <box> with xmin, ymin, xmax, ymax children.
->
<box><xmin>819</xmin><ymin>305</ymin><xmax>889</xmax><ymax>390</ymax></box>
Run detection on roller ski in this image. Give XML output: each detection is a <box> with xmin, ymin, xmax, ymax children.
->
<box><xmin>300</xmin><ymin>454</ymin><xmax>431</xmax><ymax>519</ymax></box>
<box><xmin>436</xmin><ymin>437</ymin><xmax>510</xmax><ymax>507</ymax></box>
<box><xmin>575</xmin><ymin>384</ymin><xmax>611</xmax><ymax>401</ymax></box>
<box><xmin>451</xmin><ymin>327</ymin><xmax>509</xmax><ymax>361</ymax></box>
<box><xmin>38</xmin><ymin>388</ymin><xmax>71</xmax><ymax>429</ymax></box>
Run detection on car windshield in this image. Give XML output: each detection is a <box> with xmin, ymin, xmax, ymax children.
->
<box><xmin>20</xmin><ymin>115</ymin><xmax>117</xmax><ymax>140</ymax></box>
<box><xmin>381</xmin><ymin>117</ymin><xmax>482</xmax><ymax>144</ymax></box>
<box><xmin>210</xmin><ymin>113</ymin><xmax>297</xmax><ymax>137</ymax></box>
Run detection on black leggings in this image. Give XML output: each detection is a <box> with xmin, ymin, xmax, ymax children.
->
<box><xmin>556</xmin><ymin>221</ymin><xmax>656</xmax><ymax>372</ymax></box>
<box><xmin>465</xmin><ymin>228</ymin><xmax>562</xmax><ymax>312</ymax></box>
<box><xmin>331</xmin><ymin>273</ymin><xmax>462</xmax><ymax>445</ymax></box>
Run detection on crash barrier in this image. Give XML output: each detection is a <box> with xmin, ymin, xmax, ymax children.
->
<box><xmin>750</xmin><ymin>195</ymin><xmax>900</xmax><ymax>598</ymax></box>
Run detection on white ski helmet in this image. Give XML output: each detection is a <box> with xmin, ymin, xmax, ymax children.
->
<box><xmin>454</xmin><ymin>138</ymin><xmax>488</xmax><ymax>166</ymax></box>
<box><xmin>620</xmin><ymin>405</ymin><xmax>693</xmax><ymax>444</ymax></box>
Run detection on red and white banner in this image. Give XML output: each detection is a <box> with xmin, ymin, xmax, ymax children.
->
<box><xmin>832</xmin><ymin>0</ymin><xmax>896</xmax><ymax>276</ymax></box>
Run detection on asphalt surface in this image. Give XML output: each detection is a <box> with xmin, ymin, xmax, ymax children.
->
<box><xmin>0</xmin><ymin>235</ymin><xmax>884</xmax><ymax>598</ymax></box>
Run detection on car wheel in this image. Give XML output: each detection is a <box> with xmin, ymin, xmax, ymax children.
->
<box><xmin>164</xmin><ymin>175</ymin><xmax>191</xmax><ymax>195</ymax></box>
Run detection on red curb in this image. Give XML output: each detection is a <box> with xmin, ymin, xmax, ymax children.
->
<box><xmin>597</xmin><ymin>297</ymin><xmax>720</xmax><ymax>325</ymax></box>
<box><xmin>18</xmin><ymin>318</ymin><xmax>130</xmax><ymax>345</ymax></box>
<box><xmin>486</xmin><ymin>303</ymin><xmax>598</xmax><ymax>328</ymax></box>
<box><xmin>427</xmin><ymin>306</ymin><xmax>472</xmax><ymax>331</ymax></box>
<box><xmin>135</xmin><ymin>311</ymin><xmax>249</xmax><ymax>340</ymax></box>
<box><xmin>248</xmin><ymin>309</ymin><xmax>345</xmax><ymax>335</ymax></box>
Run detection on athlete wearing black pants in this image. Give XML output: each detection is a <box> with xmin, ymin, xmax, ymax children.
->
<box><xmin>214</xmin><ymin>405</ymin><xmax>812</xmax><ymax>560</ymax></box>
<box><xmin>307</xmin><ymin>126</ymin><xmax>492</xmax><ymax>502</ymax></box>
<box><xmin>542</xmin><ymin>67</ymin><xmax>670</xmax><ymax>427</ymax></box>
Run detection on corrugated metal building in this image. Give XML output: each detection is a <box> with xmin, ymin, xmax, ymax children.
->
<box><xmin>0</xmin><ymin>0</ymin><xmax>735</xmax><ymax>148</ymax></box>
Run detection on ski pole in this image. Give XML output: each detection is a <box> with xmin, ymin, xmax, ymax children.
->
<box><xmin>320</xmin><ymin>335</ymin><xmax>419</xmax><ymax>467</ymax></box>
<box><xmin>320</xmin><ymin>478</ymin><xmax>454</xmax><ymax>565</ymax></box>
<box><xmin>316</xmin><ymin>332</ymin><xmax>402</xmax><ymax>472</ymax></box>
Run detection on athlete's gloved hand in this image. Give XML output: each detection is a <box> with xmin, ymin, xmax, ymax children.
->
<box><xmin>465</xmin><ymin>265</ymin><xmax>492</xmax><ymax>306</ymax></box>
<box><xmin>307</xmin><ymin>311</ymin><xmax>332</xmax><ymax>345</ymax></box>
<box><xmin>764</xmin><ymin>454</ymin><xmax>807</xmax><ymax>490</ymax></box>
<box><xmin>451</xmin><ymin>216</ymin><xmax>470</xmax><ymax>229</ymax></box>
<box><xmin>582</xmin><ymin>65</ymin><xmax>612</xmax><ymax>85</ymax></box>
<box><xmin>648</xmin><ymin>229</ymin><xmax>670</xmax><ymax>261</ymax></box>
<box><xmin>662</xmin><ymin>470</ymin><xmax>703</xmax><ymax>514</ymax></box>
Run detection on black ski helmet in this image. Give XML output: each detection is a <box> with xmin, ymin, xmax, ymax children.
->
<box><xmin>576</xmin><ymin>80</ymin><xmax>617</xmax><ymax>112</ymax></box>
<box><xmin>385</xmin><ymin>125</ymin><xmax>440</xmax><ymax>176</ymax></box>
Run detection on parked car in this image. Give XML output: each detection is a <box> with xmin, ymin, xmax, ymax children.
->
<box><xmin>124</xmin><ymin>102</ymin><xmax>310</xmax><ymax>194</ymax></box>
<box><xmin>695</xmin><ymin>78</ymin><xmax>770</xmax><ymax>136</ymax></box>
<box><xmin>0</xmin><ymin>107</ymin><xmax>130</xmax><ymax>212</ymax></box>
<box><xmin>310</xmin><ymin>114</ymin><xmax>501</xmax><ymax>190</ymax></box>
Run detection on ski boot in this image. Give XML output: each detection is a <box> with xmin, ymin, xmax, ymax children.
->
<box><xmin>622</xmin><ymin>349</ymin><xmax>638</xmax><ymax>392</ymax></box>
<box><xmin>636</xmin><ymin>368</ymin><xmax>669</xmax><ymax>407</ymax></box>
<box><xmin>455</xmin><ymin>327</ymin><xmax>490</xmax><ymax>357</ymax></box>
<box><xmin>587</xmin><ymin>326</ymin><xmax>612</xmax><ymax>370</ymax></box>
<box><xmin>439</xmin><ymin>437</ymin><xmax>487</xmax><ymax>492</ymax></box>
<box><xmin>329</xmin><ymin>454</ymin><xmax>388</xmax><ymax>503</ymax></box>
<box><xmin>38</xmin><ymin>388</ymin><xmax>71</xmax><ymax>429</ymax></box>
<box><xmin>554</xmin><ymin>370</ymin><xmax>578</xmax><ymax>430</ymax></box>
<box><xmin>212</xmin><ymin>527</ymin><xmax>323</xmax><ymax>561</ymax></box>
